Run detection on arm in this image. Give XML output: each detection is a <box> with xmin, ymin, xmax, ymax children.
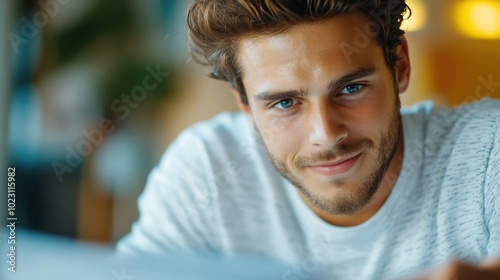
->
<box><xmin>116</xmin><ymin>131</ymin><xmax>219</xmax><ymax>256</ymax></box>
<box><xmin>485</xmin><ymin>116</ymin><xmax>500</xmax><ymax>257</ymax></box>
<box><xmin>414</xmin><ymin>115</ymin><xmax>500</xmax><ymax>280</ymax></box>
<box><xmin>412</xmin><ymin>258</ymin><xmax>500</xmax><ymax>280</ymax></box>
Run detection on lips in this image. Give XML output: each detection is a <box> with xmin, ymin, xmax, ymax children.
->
<box><xmin>308</xmin><ymin>152</ymin><xmax>362</xmax><ymax>177</ymax></box>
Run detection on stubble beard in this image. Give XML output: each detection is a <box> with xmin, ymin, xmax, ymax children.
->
<box><xmin>256</xmin><ymin>97</ymin><xmax>402</xmax><ymax>216</ymax></box>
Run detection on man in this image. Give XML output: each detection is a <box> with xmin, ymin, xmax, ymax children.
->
<box><xmin>118</xmin><ymin>1</ymin><xmax>500</xmax><ymax>279</ymax></box>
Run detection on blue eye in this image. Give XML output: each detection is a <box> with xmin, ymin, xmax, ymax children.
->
<box><xmin>340</xmin><ymin>84</ymin><xmax>363</xmax><ymax>95</ymax></box>
<box><xmin>275</xmin><ymin>99</ymin><xmax>296</xmax><ymax>109</ymax></box>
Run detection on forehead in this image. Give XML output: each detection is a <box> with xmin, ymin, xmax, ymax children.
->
<box><xmin>239</xmin><ymin>13</ymin><xmax>375</xmax><ymax>55</ymax></box>
<box><xmin>236</xmin><ymin>13</ymin><xmax>384</xmax><ymax>91</ymax></box>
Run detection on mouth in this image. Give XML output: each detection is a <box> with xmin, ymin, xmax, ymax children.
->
<box><xmin>307</xmin><ymin>152</ymin><xmax>362</xmax><ymax>177</ymax></box>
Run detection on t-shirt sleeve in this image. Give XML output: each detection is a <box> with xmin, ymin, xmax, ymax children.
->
<box><xmin>485</xmin><ymin>116</ymin><xmax>500</xmax><ymax>257</ymax></box>
<box><xmin>116</xmin><ymin>129</ymin><xmax>219</xmax><ymax>256</ymax></box>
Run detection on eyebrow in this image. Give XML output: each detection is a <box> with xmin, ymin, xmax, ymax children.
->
<box><xmin>253</xmin><ymin>65</ymin><xmax>377</xmax><ymax>102</ymax></box>
<box><xmin>327</xmin><ymin>65</ymin><xmax>377</xmax><ymax>93</ymax></box>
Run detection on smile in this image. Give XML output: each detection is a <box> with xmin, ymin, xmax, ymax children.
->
<box><xmin>308</xmin><ymin>152</ymin><xmax>362</xmax><ymax>177</ymax></box>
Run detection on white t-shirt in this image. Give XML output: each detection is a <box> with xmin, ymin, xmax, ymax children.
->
<box><xmin>117</xmin><ymin>98</ymin><xmax>500</xmax><ymax>280</ymax></box>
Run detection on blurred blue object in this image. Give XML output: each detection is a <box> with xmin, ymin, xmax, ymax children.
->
<box><xmin>94</xmin><ymin>130</ymin><xmax>151</xmax><ymax>196</ymax></box>
<box><xmin>2</xmin><ymin>230</ymin><xmax>326</xmax><ymax>280</ymax></box>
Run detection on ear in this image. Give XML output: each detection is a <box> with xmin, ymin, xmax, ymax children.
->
<box><xmin>230</xmin><ymin>87</ymin><xmax>254</xmax><ymax>126</ymax></box>
<box><xmin>230</xmin><ymin>88</ymin><xmax>254</xmax><ymax>124</ymax></box>
<box><xmin>394</xmin><ymin>35</ymin><xmax>411</xmax><ymax>94</ymax></box>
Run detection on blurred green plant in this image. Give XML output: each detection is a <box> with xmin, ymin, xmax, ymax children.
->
<box><xmin>46</xmin><ymin>0</ymin><xmax>177</xmax><ymax>118</ymax></box>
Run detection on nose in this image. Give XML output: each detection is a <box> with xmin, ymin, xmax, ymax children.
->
<box><xmin>308</xmin><ymin>101</ymin><xmax>348</xmax><ymax>148</ymax></box>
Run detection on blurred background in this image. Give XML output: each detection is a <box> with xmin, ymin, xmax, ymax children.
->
<box><xmin>0</xmin><ymin>0</ymin><xmax>499</xmax><ymax>247</ymax></box>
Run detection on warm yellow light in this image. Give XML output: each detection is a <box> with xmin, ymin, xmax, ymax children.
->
<box><xmin>401</xmin><ymin>0</ymin><xmax>427</xmax><ymax>32</ymax></box>
<box><xmin>454</xmin><ymin>1</ymin><xmax>500</xmax><ymax>39</ymax></box>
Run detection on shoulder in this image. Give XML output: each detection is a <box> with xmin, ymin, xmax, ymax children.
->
<box><xmin>185</xmin><ymin>111</ymin><xmax>252</xmax><ymax>143</ymax></box>
<box><xmin>401</xmin><ymin>98</ymin><xmax>499</xmax><ymax>191</ymax></box>
<box><xmin>404</xmin><ymin>98</ymin><xmax>499</xmax><ymax>133</ymax></box>
<box><xmin>138</xmin><ymin>112</ymin><xmax>259</xmax><ymax>227</ymax></box>
<box><xmin>429</xmin><ymin>98</ymin><xmax>499</xmax><ymax>162</ymax></box>
<box><xmin>443</xmin><ymin>98</ymin><xmax>499</xmax><ymax>152</ymax></box>
<box><xmin>161</xmin><ymin>112</ymin><xmax>258</xmax><ymax>165</ymax></box>
<box><xmin>177</xmin><ymin>112</ymin><xmax>254</xmax><ymax>149</ymax></box>
<box><xmin>448</xmin><ymin>97</ymin><xmax>500</xmax><ymax>129</ymax></box>
<box><xmin>418</xmin><ymin>98</ymin><xmax>499</xmax><ymax>198</ymax></box>
<box><xmin>155</xmin><ymin>111</ymin><xmax>267</xmax><ymax>198</ymax></box>
<box><xmin>406</xmin><ymin>98</ymin><xmax>500</xmax><ymax>152</ymax></box>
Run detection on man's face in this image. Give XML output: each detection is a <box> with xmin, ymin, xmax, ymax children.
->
<box><xmin>235</xmin><ymin>14</ymin><xmax>409</xmax><ymax>216</ymax></box>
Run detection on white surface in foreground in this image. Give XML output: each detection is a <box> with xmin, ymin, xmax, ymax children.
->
<box><xmin>2</xmin><ymin>230</ymin><xmax>320</xmax><ymax>280</ymax></box>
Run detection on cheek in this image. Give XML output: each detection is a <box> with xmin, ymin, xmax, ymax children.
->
<box><xmin>256</xmin><ymin>116</ymin><xmax>304</xmax><ymax>158</ymax></box>
<box><xmin>347</xmin><ymin>90</ymin><xmax>394</xmax><ymax>139</ymax></box>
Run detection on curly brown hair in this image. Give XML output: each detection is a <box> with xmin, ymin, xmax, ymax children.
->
<box><xmin>187</xmin><ymin>0</ymin><xmax>410</xmax><ymax>105</ymax></box>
